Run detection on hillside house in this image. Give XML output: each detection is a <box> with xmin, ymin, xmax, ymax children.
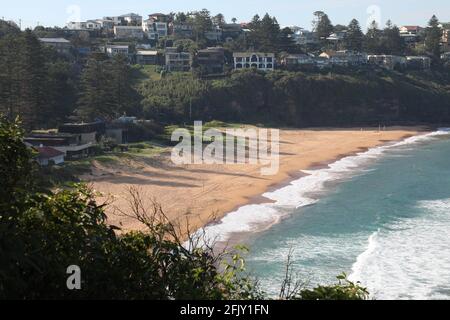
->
<box><xmin>165</xmin><ymin>47</ymin><xmax>192</xmax><ymax>72</ymax></box>
<box><xmin>114</xmin><ymin>26</ymin><xmax>144</xmax><ymax>39</ymax></box>
<box><xmin>281</xmin><ymin>54</ymin><xmax>315</xmax><ymax>68</ymax></box>
<box><xmin>399</xmin><ymin>26</ymin><xmax>423</xmax><ymax>35</ymax></box>
<box><xmin>196</xmin><ymin>47</ymin><xmax>226</xmax><ymax>75</ymax></box>
<box><xmin>290</xmin><ymin>27</ymin><xmax>318</xmax><ymax>46</ymax></box>
<box><xmin>172</xmin><ymin>22</ymin><xmax>194</xmax><ymax>38</ymax></box>
<box><xmin>233</xmin><ymin>52</ymin><xmax>275</xmax><ymax>71</ymax></box>
<box><xmin>120</xmin><ymin>13</ymin><xmax>142</xmax><ymax>25</ymax></box>
<box><xmin>136</xmin><ymin>50</ymin><xmax>160</xmax><ymax>65</ymax></box>
<box><xmin>103</xmin><ymin>45</ymin><xmax>129</xmax><ymax>57</ymax></box>
<box><xmin>221</xmin><ymin>23</ymin><xmax>243</xmax><ymax>41</ymax></box>
<box><xmin>367</xmin><ymin>55</ymin><xmax>407</xmax><ymax>70</ymax></box>
<box><xmin>406</xmin><ymin>56</ymin><xmax>431</xmax><ymax>70</ymax></box>
<box><xmin>319</xmin><ymin>50</ymin><xmax>366</xmax><ymax>67</ymax></box>
<box><xmin>39</xmin><ymin>38</ymin><xmax>72</xmax><ymax>55</ymax></box>
<box><xmin>24</xmin><ymin>132</ymin><xmax>91</xmax><ymax>160</ymax></box>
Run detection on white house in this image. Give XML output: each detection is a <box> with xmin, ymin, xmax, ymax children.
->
<box><xmin>35</xmin><ymin>147</ymin><xmax>65</xmax><ymax>166</ymax></box>
<box><xmin>85</xmin><ymin>20</ymin><xmax>102</xmax><ymax>30</ymax></box>
<box><xmin>143</xmin><ymin>20</ymin><xmax>168</xmax><ymax>39</ymax></box>
<box><xmin>233</xmin><ymin>52</ymin><xmax>275</xmax><ymax>71</ymax></box>
<box><xmin>66</xmin><ymin>21</ymin><xmax>87</xmax><ymax>30</ymax></box>
<box><xmin>120</xmin><ymin>13</ymin><xmax>142</xmax><ymax>25</ymax></box>
<box><xmin>104</xmin><ymin>45</ymin><xmax>129</xmax><ymax>57</ymax></box>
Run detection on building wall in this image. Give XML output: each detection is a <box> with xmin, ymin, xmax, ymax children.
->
<box><xmin>233</xmin><ymin>53</ymin><xmax>275</xmax><ymax>71</ymax></box>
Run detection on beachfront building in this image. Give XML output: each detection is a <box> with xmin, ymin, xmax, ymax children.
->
<box><xmin>367</xmin><ymin>55</ymin><xmax>407</xmax><ymax>70</ymax></box>
<box><xmin>24</xmin><ymin>132</ymin><xmax>91</xmax><ymax>160</ymax></box>
<box><xmin>165</xmin><ymin>47</ymin><xmax>192</xmax><ymax>72</ymax></box>
<box><xmin>114</xmin><ymin>26</ymin><xmax>144</xmax><ymax>39</ymax></box>
<box><xmin>233</xmin><ymin>52</ymin><xmax>275</xmax><ymax>71</ymax></box>
<box><xmin>35</xmin><ymin>147</ymin><xmax>65</xmax><ymax>166</ymax></box>
<box><xmin>136</xmin><ymin>50</ymin><xmax>160</xmax><ymax>65</ymax></box>
<box><xmin>38</xmin><ymin>38</ymin><xmax>72</xmax><ymax>55</ymax></box>
<box><xmin>58</xmin><ymin>122</ymin><xmax>103</xmax><ymax>144</ymax></box>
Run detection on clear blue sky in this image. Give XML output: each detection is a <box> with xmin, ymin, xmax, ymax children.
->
<box><xmin>2</xmin><ymin>0</ymin><xmax>450</xmax><ymax>30</ymax></box>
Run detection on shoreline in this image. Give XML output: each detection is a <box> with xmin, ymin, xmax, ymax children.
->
<box><xmin>202</xmin><ymin>131</ymin><xmax>432</xmax><ymax>251</ymax></box>
<box><xmin>85</xmin><ymin>127</ymin><xmax>428</xmax><ymax>240</ymax></box>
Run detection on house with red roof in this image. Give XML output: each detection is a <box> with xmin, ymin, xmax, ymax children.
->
<box><xmin>35</xmin><ymin>147</ymin><xmax>65</xmax><ymax>166</ymax></box>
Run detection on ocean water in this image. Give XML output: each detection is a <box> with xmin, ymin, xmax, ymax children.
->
<box><xmin>201</xmin><ymin>130</ymin><xmax>450</xmax><ymax>300</ymax></box>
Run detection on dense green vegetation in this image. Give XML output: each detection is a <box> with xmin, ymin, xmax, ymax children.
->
<box><xmin>0</xmin><ymin>116</ymin><xmax>369</xmax><ymax>299</ymax></box>
<box><xmin>139</xmin><ymin>68</ymin><xmax>450</xmax><ymax>126</ymax></box>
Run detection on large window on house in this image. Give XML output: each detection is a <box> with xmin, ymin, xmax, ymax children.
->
<box><xmin>266</xmin><ymin>57</ymin><xmax>273</xmax><ymax>63</ymax></box>
<box><xmin>236</xmin><ymin>63</ymin><xmax>243</xmax><ymax>69</ymax></box>
<box><xmin>267</xmin><ymin>63</ymin><xmax>273</xmax><ymax>69</ymax></box>
<box><xmin>251</xmin><ymin>63</ymin><xmax>258</xmax><ymax>68</ymax></box>
<box><xmin>259</xmin><ymin>64</ymin><xmax>264</xmax><ymax>69</ymax></box>
<box><xmin>251</xmin><ymin>55</ymin><xmax>258</xmax><ymax>62</ymax></box>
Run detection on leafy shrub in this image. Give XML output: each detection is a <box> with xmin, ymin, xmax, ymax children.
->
<box><xmin>298</xmin><ymin>274</ymin><xmax>369</xmax><ymax>300</ymax></box>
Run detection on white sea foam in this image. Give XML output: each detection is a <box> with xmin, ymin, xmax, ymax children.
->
<box><xmin>349</xmin><ymin>198</ymin><xmax>450</xmax><ymax>300</ymax></box>
<box><xmin>197</xmin><ymin>129</ymin><xmax>450</xmax><ymax>245</ymax></box>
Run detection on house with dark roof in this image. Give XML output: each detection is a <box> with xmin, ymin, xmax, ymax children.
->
<box><xmin>39</xmin><ymin>38</ymin><xmax>72</xmax><ymax>55</ymax></box>
<box><xmin>196</xmin><ymin>47</ymin><xmax>225</xmax><ymax>75</ymax></box>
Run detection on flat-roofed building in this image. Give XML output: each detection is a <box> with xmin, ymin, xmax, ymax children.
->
<box><xmin>233</xmin><ymin>52</ymin><xmax>275</xmax><ymax>71</ymax></box>
<box><xmin>114</xmin><ymin>26</ymin><xmax>144</xmax><ymax>39</ymax></box>
<box><xmin>136</xmin><ymin>50</ymin><xmax>159</xmax><ymax>65</ymax></box>
<box><xmin>196</xmin><ymin>47</ymin><xmax>225</xmax><ymax>75</ymax></box>
<box><xmin>39</xmin><ymin>38</ymin><xmax>72</xmax><ymax>55</ymax></box>
<box><xmin>103</xmin><ymin>45</ymin><xmax>129</xmax><ymax>57</ymax></box>
<box><xmin>165</xmin><ymin>47</ymin><xmax>192</xmax><ymax>72</ymax></box>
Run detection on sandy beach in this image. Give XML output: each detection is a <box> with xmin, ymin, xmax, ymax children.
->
<box><xmin>84</xmin><ymin>127</ymin><xmax>426</xmax><ymax>235</ymax></box>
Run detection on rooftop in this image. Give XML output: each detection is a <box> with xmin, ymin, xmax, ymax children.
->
<box><xmin>136</xmin><ymin>50</ymin><xmax>158</xmax><ymax>56</ymax></box>
<box><xmin>39</xmin><ymin>38</ymin><xmax>71</xmax><ymax>43</ymax></box>
<box><xmin>35</xmin><ymin>146</ymin><xmax>65</xmax><ymax>159</ymax></box>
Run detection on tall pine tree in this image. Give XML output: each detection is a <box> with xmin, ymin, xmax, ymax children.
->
<box><xmin>425</xmin><ymin>15</ymin><xmax>442</xmax><ymax>59</ymax></box>
<box><xmin>345</xmin><ymin>19</ymin><xmax>364</xmax><ymax>51</ymax></box>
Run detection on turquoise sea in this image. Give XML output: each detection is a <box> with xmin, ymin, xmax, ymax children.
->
<box><xmin>202</xmin><ymin>130</ymin><xmax>450</xmax><ymax>300</ymax></box>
